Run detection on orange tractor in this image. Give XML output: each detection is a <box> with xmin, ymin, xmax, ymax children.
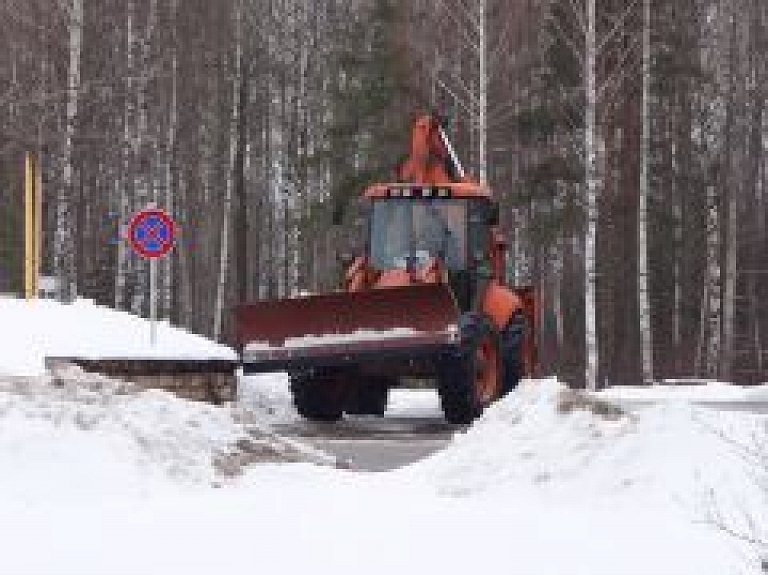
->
<box><xmin>236</xmin><ymin>114</ymin><xmax>538</xmax><ymax>424</ymax></box>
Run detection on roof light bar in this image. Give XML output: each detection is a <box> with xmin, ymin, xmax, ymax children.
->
<box><xmin>386</xmin><ymin>186</ymin><xmax>452</xmax><ymax>198</ymax></box>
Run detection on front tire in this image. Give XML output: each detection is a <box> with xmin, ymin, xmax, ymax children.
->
<box><xmin>437</xmin><ymin>312</ymin><xmax>503</xmax><ymax>424</ymax></box>
<box><xmin>289</xmin><ymin>368</ymin><xmax>344</xmax><ymax>421</ymax></box>
<box><xmin>501</xmin><ymin>310</ymin><xmax>526</xmax><ymax>395</ymax></box>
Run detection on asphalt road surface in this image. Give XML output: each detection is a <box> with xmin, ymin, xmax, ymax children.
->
<box><xmin>616</xmin><ymin>399</ymin><xmax>768</xmax><ymax>415</ymax></box>
<box><xmin>272</xmin><ymin>395</ymin><xmax>768</xmax><ymax>472</ymax></box>
<box><xmin>272</xmin><ymin>415</ymin><xmax>461</xmax><ymax>472</ymax></box>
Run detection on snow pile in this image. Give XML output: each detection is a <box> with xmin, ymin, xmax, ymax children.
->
<box><xmin>0</xmin><ymin>365</ymin><xmax>334</xmax><ymax>501</ymax></box>
<box><xmin>408</xmin><ymin>379</ymin><xmax>767</xmax><ymax>537</ymax></box>
<box><xmin>238</xmin><ymin>372</ymin><xmax>298</xmax><ymax>424</ymax></box>
<box><xmin>0</xmin><ymin>296</ymin><xmax>236</xmax><ymax>377</ymax></box>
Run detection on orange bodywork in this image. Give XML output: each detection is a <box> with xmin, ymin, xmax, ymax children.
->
<box><xmin>352</xmin><ymin>114</ymin><xmax>536</xmax><ymax>375</ymax></box>
<box><xmin>237</xmin><ymin>113</ymin><xmax>539</xmax><ymax>395</ymax></box>
<box><xmin>482</xmin><ymin>283</ymin><xmax>523</xmax><ymax>330</ymax></box>
<box><xmin>395</xmin><ymin>115</ymin><xmax>470</xmax><ymax>185</ymax></box>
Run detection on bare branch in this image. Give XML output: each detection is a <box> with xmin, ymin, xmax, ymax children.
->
<box><xmin>596</xmin><ymin>0</ymin><xmax>642</xmax><ymax>56</ymax></box>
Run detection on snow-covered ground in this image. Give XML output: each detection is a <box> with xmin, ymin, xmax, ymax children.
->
<box><xmin>0</xmin><ymin>296</ymin><xmax>766</xmax><ymax>574</ymax></box>
<box><xmin>599</xmin><ymin>379</ymin><xmax>768</xmax><ymax>402</ymax></box>
<box><xmin>0</xmin><ymin>296</ymin><xmax>235</xmax><ymax>376</ymax></box>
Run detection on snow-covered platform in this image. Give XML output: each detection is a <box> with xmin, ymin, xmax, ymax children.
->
<box><xmin>45</xmin><ymin>357</ymin><xmax>237</xmax><ymax>404</ymax></box>
<box><xmin>1</xmin><ymin>296</ymin><xmax>239</xmax><ymax>403</ymax></box>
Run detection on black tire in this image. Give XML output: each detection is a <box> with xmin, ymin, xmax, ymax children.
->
<box><xmin>345</xmin><ymin>377</ymin><xmax>391</xmax><ymax>416</ymax></box>
<box><xmin>500</xmin><ymin>310</ymin><xmax>526</xmax><ymax>395</ymax></box>
<box><xmin>289</xmin><ymin>368</ymin><xmax>344</xmax><ymax>422</ymax></box>
<box><xmin>437</xmin><ymin>312</ymin><xmax>503</xmax><ymax>424</ymax></box>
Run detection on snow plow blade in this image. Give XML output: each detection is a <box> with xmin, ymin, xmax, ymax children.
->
<box><xmin>236</xmin><ymin>284</ymin><xmax>461</xmax><ymax>375</ymax></box>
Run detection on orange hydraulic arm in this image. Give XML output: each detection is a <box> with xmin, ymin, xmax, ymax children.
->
<box><xmin>396</xmin><ymin>114</ymin><xmax>473</xmax><ymax>185</ymax></box>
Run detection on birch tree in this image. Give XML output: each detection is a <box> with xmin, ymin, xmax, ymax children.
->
<box><xmin>213</xmin><ymin>0</ymin><xmax>242</xmax><ymax>342</ymax></box>
<box><xmin>638</xmin><ymin>0</ymin><xmax>653</xmax><ymax>383</ymax></box>
<box><xmin>56</xmin><ymin>0</ymin><xmax>84</xmax><ymax>302</ymax></box>
<box><xmin>584</xmin><ymin>0</ymin><xmax>599</xmax><ymax>390</ymax></box>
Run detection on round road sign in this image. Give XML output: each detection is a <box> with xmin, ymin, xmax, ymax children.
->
<box><xmin>127</xmin><ymin>208</ymin><xmax>176</xmax><ymax>259</ymax></box>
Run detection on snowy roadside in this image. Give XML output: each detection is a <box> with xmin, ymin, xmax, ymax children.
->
<box><xmin>598</xmin><ymin>379</ymin><xmax>768</xmax><ymax>403</ymax></box>
<box><xmin>1</xmin><ymin>296</ymin><xmax>766</xmax><ymax>573</ymax></box>
<box><xmin>0</xmin><ymin>368</ymin><xmax>764</xmax><ymax>573</ymax></box>
<box><xmin>0</xmin><ymin>364</ymin><xmax>336</xmax><ymax>497</ymax></box>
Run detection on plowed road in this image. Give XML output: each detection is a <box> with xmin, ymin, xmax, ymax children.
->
<box><xmin>272</xmin><ymin>395</ymin><xmax>768</xmax><ymax>472</ymax></box>
<box><xmin>272</xmin><ymin>415</ymin><xmax>460</xmax><ymax>471</ymax></box>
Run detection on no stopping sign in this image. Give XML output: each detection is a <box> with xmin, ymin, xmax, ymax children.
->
<box><xmin>127</xmin><ymin>208</ymin><xmax>176</xmax><ymax>259</ymax></box>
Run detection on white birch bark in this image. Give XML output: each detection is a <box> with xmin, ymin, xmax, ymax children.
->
<box><xmin>638</xmin><ymin>0</ymin><xmax>653</xmax><ymax>383</ymax></box>
<box><xmin>56</xmin><ymin>0</ymin><xmax>83</xmax><ymax>302</ymax></box>
<box><xmin>115</xmin><ymin>2</ymin><xmax>134</xmax><ymax>310</ymax></box>
<box><xmin>131</xmin><ymin>0</ymin><xmax>158</xmax><ymax>317</ymax></box>
<box><xmin>705</xmin><ymin>184</ymin><xmax>722</xmax><ymax>378</ymax></box>
<box><xmin>477</xmin><ymin>0</ymin><xmax>487</xmax><ymax>183</ymax></box>
<box><xmin>553</xmin><ymin>242</ymin><xmax>565</xmax><ymax>354</ymax></box>
<box><xmin>163</xmin><ymin>0</ymin><xmax>179</xmax><ymax>320</ymax></box>
<box><xmin>722</xmin><ymin>6</ymin><xmax>748</xmax><ymax>379</ymax></box>
<box><xmin>672</xmin><ymin>142</ymin><xmax>682</xmax><ymax>371</ymax></box>
<box><xmin>213</xmin><ymin>0</ymin><xmax>242</xmax><ymax>342</ymax></box>
<box><xmin>584</xmin><ymin>0</ymin><xmax>600</xmax><ymax>391</ymax></box>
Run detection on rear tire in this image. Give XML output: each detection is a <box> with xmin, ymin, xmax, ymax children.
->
<box><xmin>289</xmin><ymin>368</ymin><xmax>344</xmax><ymax>421</ymax></box>
<box><xmin>345</xmin><ymin>377</ymin><xmax>390</xmax><ymax>416</ymax></box>
<box><xmin>437</xmin><ymin>312</ymin><xmax>503</xmax><ymax>424</ymax></box>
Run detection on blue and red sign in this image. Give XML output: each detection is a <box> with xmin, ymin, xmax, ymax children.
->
<box><xmin>127</xmin><ymin>208</ymin><xmax>176</xmax><ymax>259</ymax></box>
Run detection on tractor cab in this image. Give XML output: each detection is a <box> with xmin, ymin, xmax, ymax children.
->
<box><xmin>363</xmin><ymin>183</ymin><xmax>504</xmax><ymax>312</ymax></box>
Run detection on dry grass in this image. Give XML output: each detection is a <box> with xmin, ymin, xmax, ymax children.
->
<box><xmin>556</xmin><ymin>389</ymin><xmax>627</xmax><ymax>421</ymax></box>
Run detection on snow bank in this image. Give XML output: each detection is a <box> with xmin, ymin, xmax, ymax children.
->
<box><xmin>0</xmin><ymin>369</ymin><xmax>762</xmax><ymax>574</ymax></box>
<box><xmin>238</xmin><ymin>372</ymin><xmax>298</xmax><ymax>424</ymax></box>
<box><xmin>404</xmin><ymin>378</ymin><xmax>767</xmax><ymax>546</ymax></box>
<box><xmin>0</xmin><ymin>296</ymin><xmax>235</xmax><ymax>376</ymax></box>
<box><xmin>0</xmin><ymin>365</ymin><xmax>334</xmax><ymax>501</ymax></box>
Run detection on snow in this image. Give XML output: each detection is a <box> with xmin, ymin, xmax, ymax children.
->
<box><xmin>0</xmin><ymin>296</ymin><xmax>236</xmax><ymax>377</ymax></box>
<box><xmin>245</xmin><ymin>326</ymin><xmax>445</xmax><ymax>351</ymax></box>
<box><xmin>238</xmin><ymin>371</ymin><xmax>298</xmax><ymax>424</ymax></box>
<box><xmin>599</xmin><ymin>379</ymin><xmax>768</xmax><ymax>402</ymax></box>
<box><xmin>2</xmin><ymin>374</ymin><xmax>764</xmax><ymax>574</ymax></box>
<box><xmin>386</xmin><ymin>387</ymin><xmax>443</xmax><ymax>417</ymax></box>
<box><xmin>0</xmin><ymin>297</ymin><xmax>766</xmax><ymax>574</ymax></box>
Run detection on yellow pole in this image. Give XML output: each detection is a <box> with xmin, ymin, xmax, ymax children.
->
<box><xmin>34</xmin><ymin>154</ymin><xmax>42</xmax><ymax>298</ymax></box>
<box><xmin>24</xmin><ymin>153</ymin><xmax>34</xmax><ymax>300</ymax></box>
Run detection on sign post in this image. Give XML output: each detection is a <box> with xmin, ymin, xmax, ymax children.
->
<box><xmin>127</xmin><ymin>207</ymin><xmax>176</xmax><ymax>346</ymax></box>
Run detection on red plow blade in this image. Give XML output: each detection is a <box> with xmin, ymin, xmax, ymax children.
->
<box><xmin>235</xmin><ymin>284</ymin><xmax>460</xmax><ymax>374</ymax></box>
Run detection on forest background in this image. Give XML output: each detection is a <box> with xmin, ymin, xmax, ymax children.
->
<box><xmin>0</xmin><ymin>0</ymin><xmax>765</xmax><ymax>389</ymax></box>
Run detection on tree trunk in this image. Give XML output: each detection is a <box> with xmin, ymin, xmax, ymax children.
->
<box><xmin>163</xmin><ymin>0</ymin><xmax>179</xmax><ymax>321</ymax></box>
<box><xmin>478</xmin><ymin>0</ymin><xmax>487</xmax><ymax>183</ymax></box>
<box><xmin>704</xmin><ymin>184</ymin><xmax>722</xmax><ymax>378</ymax></box>
<box><xmin>56</xmin><ymin>0</ymin><xmax>84</xmax><ymax>302</ymax></box>
<box><xmin>214</xmin><ymin>0</ymin><xmax>242</xmax><ymax>342</ymax></box>
<box><xmin>638</xmin><ymin>0</ymin><xmax>653</xmax><ymax>382</ymax></box>
<box><xmin>585</xmin><ymin>0</ymin><xmax>600</xmax><ymax>390</ymax></box>
<box><xmin>115</xmin><ymin>1</ymin><xmax>135</xmax><ymax>311</ymax></box>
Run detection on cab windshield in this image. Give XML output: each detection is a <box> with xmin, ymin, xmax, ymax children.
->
<box><xmin>369</xmin><ymin>199</ymin><xmax>467</xmax><ymax>271</ymax></box>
